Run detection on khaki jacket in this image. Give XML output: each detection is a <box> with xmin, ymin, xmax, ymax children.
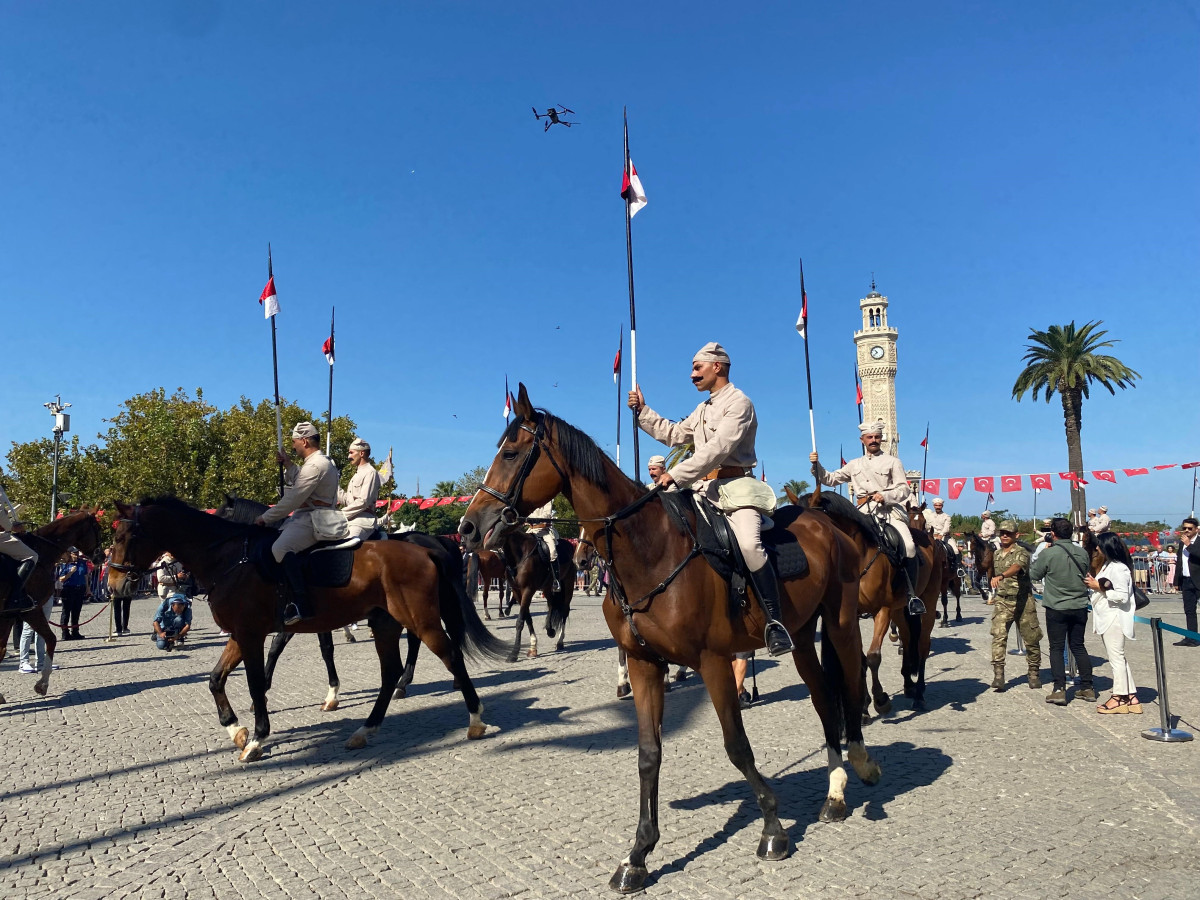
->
<box><xmin>980</xmin><ymin>519</ymin><xmax>996</xmax><ymax>540</ymax></box>
<box><xmin>0</xmin><ymin>485</ymin><xmax>19</xmax><ymax>532</ymax></box>
<box><xmin>263</xmin><ymin>452</ymin><xmax>340</xmax><ymax>526</ymax></box>
<box><xmin>339</xmin><ymin>462</ymin><xmax>382</xmax><ymax>521</ymax></box>
<box><xmin>814</xmin><ymin>453</ymin><xmax>911</xmax><ymax>507</ymax></box>
<box><xmin>637</xmin><ymin>383</ymin><xmax>757</xmax><ymax>486</ymax></box>
<box><xmin>925</xmin><ymin>509</ymin><xmax>952</xmax><ymax>539</ymax></box>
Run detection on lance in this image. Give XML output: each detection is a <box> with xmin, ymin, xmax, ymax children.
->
<box><xmin>855</xmin><ymin>363</ymin><xmax>863</xmax><ymax>424</ymax></box>
<box><xmin>1193</xmin><ymin>468</ymin><xmax>1197</xmax><ymax>518</ymax></box>
<box><xmin>615</xmin><ymin>324</ymin><xmax>623</xmax><ymax>469</ymax></box>
<box><xmin>325</xmin><ymin>306</ymin><xmax>335</xmax><ymax>455</ymax></box>
<box><xmin>919</xmin><ymin>423</ymin><xmax>930</xmax><ymax>501</ymax></box>
<box><xmin>623</xmin><ymin>108</ymin><xmax>641</xmax><ymax>474</ymax></box>
<box><xmin>267</xmin><ymin>244</ymin><xmax>284</xmax><ymax>498</ymax></box>
<box><xmin>795</xmin><ymin>258</ymin><xmax>816</xmax><ymax>454</ymax></box>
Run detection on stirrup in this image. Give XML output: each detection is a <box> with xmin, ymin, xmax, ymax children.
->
<box><xmin>764</xmin><ymin>620</ymin><xmax>794</xmax><ymax>657</ymax></box>
<box><xmin>906</xmin><ymin>596</ymin><xmax>926</xmax><ymax>616</ymax></box>
<box><xmin>282</xmin><ymin>603</ymin><xmax>305</xmax><ymax>626</ymax></box>
<box><xmin>551</xmin><ymin>578</ymin><xmax>561</xmax><ymax>593</ymax></box>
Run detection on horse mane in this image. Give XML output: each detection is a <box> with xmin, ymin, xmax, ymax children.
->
<box><xmin>800</xmin><ymin>491</ymin><xmax>877</xmax><ymax>544</ymax></box>
<box><xmin>216</xmin><ymin>494</ymin><xmax>269</xmax><ymax>525</ymax></box>
<box><xmin>543</xmin><ymin>411</ymin><xmax>620</xmax><ymax>492</ymax></box>
<box><xmin>139</xmin><ymin>494</ymin><xmax>252</xmax><ymax>535</ymax></box>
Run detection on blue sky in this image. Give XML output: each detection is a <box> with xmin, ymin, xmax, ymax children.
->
<box><xmin>3</xmin><ymin>2</ymin><xmax>1198</xmax><ymax>524</ymax></box>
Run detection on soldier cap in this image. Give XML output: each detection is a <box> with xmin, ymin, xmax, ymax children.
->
<box><xmin>291</xmin><ymin>421</ymin><xmax>319</xmax><ymax>439</ymax></box>
<box><xmin>349</xmin><ymin>438</ymin><xmax>371</xmax><ymax>454</ymax></box>
<box><xmin>1099</xmin><ymin>506</ymin><xmax>1108</xmax><ymax>512</ymax></box>
<box><xmin>998</xmin><ymin>520</ymin><xmax>1018</xmax><ymax>533</ymax></box>
<box><xmin>981</xmin><ymin>511</ymin><xmax>991</xmax><ymax>518</ymax></box>
<box><xmin>859</xmin><ymin>419</ymin><xmax>885</xmax><ymax>436</ymax></box>
<box><xmin>693</xmin><ymin>342</ymin><xmax>731</xmax><ymax>365</ymax></box>
<box><xmin>932</xmin><ymin>498</ymin><xmax>944</xmax><ymax>506</ymax></box>
<box><xmin>647</xmin><ymin>455</ymin><xmax>666</xmax><ymax>468</ymax></box>
<box><xmin>1087</xmin><ymin>508</ymin><xmax>1096</xmax><ymax>515</ymax></box>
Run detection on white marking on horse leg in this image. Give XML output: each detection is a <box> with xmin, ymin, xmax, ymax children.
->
<box><xmin>616</xmin><ymin>655</ymin><xmax>629</xmax><ymax>685</ymax></box>
<box><xmin>467</xmin><ymin>703</ymin><xmax>487</xmax><ymax>739</ymax></box>
<box><xmin>826</xmin><ymin>746</ymin><xmax>848</xmax><ymax>802</ymax></box>
<box><xmin>226</xmin><ymin>723</ymin><xmax>243</xmax><ymax>741</ymax></box>
<box><xmin>322</xmin><ymin>684</ymin><xmax>340</xmax><ymax>711</ymax></box>
<box><xmin>345</xmin><ymin>725</ymin><xmax>377</xmax><ymax>749</ymax></box>
<box><xmin>529</xmin><ymin>631</ymin><xmax>538</xmax><ymax>653</ymax></box>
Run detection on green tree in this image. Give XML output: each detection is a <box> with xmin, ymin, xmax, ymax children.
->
<box><xmin>4</xmin><ymin>435</ymin><xmax>112</xmax><ymax>527</ymax></box>
<box><xmin>431</xmin><ymin>480</ymin><xmax>457</xmax><ymax>497</ymax></box>
<box><xmin>1012</xmin><ymin>321</ymin><xmax>1139</xmax><ymax>522</ymax></box>
<box><xmin>453</xmin><ymin>466</ymin><xmax>488</xmax><ymax>496</ymax></box>
<box><xmin>778</xmin><ymin>478</ymin><xmax>810</xmax><ymax>504</ymax></box>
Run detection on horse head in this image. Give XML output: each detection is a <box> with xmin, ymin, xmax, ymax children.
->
<box><xmin>216</xmin><ymin>494</ymin><xmax>268</xmax><ymax>526</ymax></box>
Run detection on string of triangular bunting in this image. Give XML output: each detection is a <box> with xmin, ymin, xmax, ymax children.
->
<box><xmin>922</xmin><ymin>462</ymin><xmax>1200</xmax><ymax>500</ymax></box>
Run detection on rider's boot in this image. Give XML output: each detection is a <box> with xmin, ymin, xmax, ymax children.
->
<box><xmin>280</xmin><ymin>553</ymin><xmax>312</xmax><ymax>626</ymax></box>
<box><xmin>749</xmin><ymin>566</ymin><xmax>794</xmax><ymax>657</ymax></box>
<box><xmin>3</xmin><ymin>558</ymin><xmax>38</xmax><ymax>614</ymax></box>
<box><xmin>903</xmin><ymin>556</ymin><xmax>925</xmax><ymax>617</ymax></box>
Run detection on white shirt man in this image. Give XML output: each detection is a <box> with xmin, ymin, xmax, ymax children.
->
<box><xmin>340</xmin><ymin>438</ymin><xmax>383</xmax><ymax>541</ymax></box>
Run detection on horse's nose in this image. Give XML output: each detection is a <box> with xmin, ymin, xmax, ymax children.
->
<box><xmin>458</xmin><ymin>518</ymin><xmax>476</xmax><ymax>539</ymax></box>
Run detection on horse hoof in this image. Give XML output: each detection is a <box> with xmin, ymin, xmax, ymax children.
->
<box><xmin>0</xmin><ymin>693</ymin><xmax>6</xmax><ymax>704</ymax></box>
<box><xmin>616</xmin><ymin>683</ymin><xmax>631</xmax><ymax>699</ymax></box>
<box><xmin>663</xmin><ymin>679</ymin><xmax>673</xmax><ymax>694</ymax></box>
<box><xmin>346</xmin><ymin>733</ymin><xmax>368</xmax><ymax>750</ymax></box>
<box><xmin>34</xmin><ymin>680</ymin><xmax>49</xmax><ymax>697</ymax></box>
<box><xmin>608</xmin><ymin>863</ymin><xmax>648</xmax><ymax>894</ymax></box>
<box><xmin>861</xmin><ymin>713</ymin><xmax>872</xmax><ymax>726</ymax></box>
<box><xmin>232</xmin><ymin>727</ymin><xmax>249</xmax><ymax>750</ymax></box>
<box><xmin>484</xmin><ymin>612</ymin><xmax>491</xmax><ymax>620</ymax></box>
<box><xmin>859</xmin><ymin>762</ymin><xmax>883</xmax><ymax>786</ymax></box>
<box><xmin>756</xmin><ymin>833</ymin><xmax>790</xmax><ymax>860</ymax></box>
<box><xmin>527</xmin><ymin>648</ymin><xmax>537</xmax><ymax>659</ymax></box>
<box><xmin>555</xmin><ymin>642</ymin><xmax>565</xmax><ymax>652</ymax></box>
<box><xmin>467</xmin><ymin>723</ymin><xmax>487</xmax><ymax>740</ymax></box>
<box><xmin>393</xmin><ymin>686</ymin><xmax>407</xmax><ymax>699</ymax></box>
<box><xmin>506</xmin><ymin>654</ymin><xmax>519</xmax><ymax>664</ymax></box>
<box><xmin>819</xmin><ymin>797</ymin><xmax>848</xmax><ymax>823</ymax></box>
<box><xmin>874</xmin><ymin>696</ymin><xmax>892</xmax><ymax>716</ymax></box>
<box><xmin>321</xmin><ymin>700</ymin><xmax>339</xmax><ymax>712</ymax></box>
<box><xmin>939</xmin><ymin>619</ymin><xmax>949</xmax><ymax>629</ymax></box>
<box><xmin>674</xmin><ymin>670</ymin><xmax>689</xmax><ymax>683</ymax></box>
<box><xmin>913</xmin><ymin>698</ymin><xmax>927</xmax><ymax>712</ymax></box>
<box><xmin>238</xmin><ymin>742</ymin><xmax>263</xmax><ymax>763</ymax></box>
<box><xmin>955</xmin><ymin>614</ymin><xmax>963</xmax><ymax>623</ymax></box>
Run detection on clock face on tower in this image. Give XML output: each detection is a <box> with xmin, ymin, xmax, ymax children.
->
<box><xmin>870</xmin><ymin>345</ymin><xmax>885</xmax><ymax>360</ymax></box>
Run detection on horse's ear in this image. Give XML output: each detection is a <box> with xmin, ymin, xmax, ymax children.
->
<box><xmin>115</xmin><ymin>501</ymin><xmax>132</xmax><ymax>518</ymax></box>
<box><xmin>785</xmin><ymin>486</ymin><xmax>800</xmax><ymax>505</ymax></box>
<box><xmin>515</xmin><ymin>383</ymin><xmax>534</xmax><ymax>418</ymax></box>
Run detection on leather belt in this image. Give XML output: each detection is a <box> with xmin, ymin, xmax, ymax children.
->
<box><xmin>702</xmin><ymin>466</ymin><xmax>751</xmax><ymax>481</ymax></box>
<box><xmin>299</xmin><ymin>500</ymin><xmax>334</xmax><ymax>510</ymax></box>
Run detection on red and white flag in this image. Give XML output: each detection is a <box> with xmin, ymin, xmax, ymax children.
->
<box><xmin>973</xmin><ymin>476</ymin><xmax>994</xmax><ymax>494</ymax></box>
<box><xmin>987</xmin><ymin>492</ymin><xmax>995</xmax><ymax>506</ymax></box>
<box><xmin>795</xmin><ymin>269</ymin><xmax>808</xmax><ymax>340</ymax></box>
<box><xmin>322</xmin><ymin>335</ymin><xmax>334</xmax><ymax>366</ymax></box>
<box><xmin>613</xmin><ymin>343</ymin><xmax>622</xmax><ymax>385</ymax></box>
<box><xmin>1154</xmin><ymin>464</ymin><xmax>1177</xmax><ymax>470</ymax></box>
<box><xmin>259</xmin><ymin>276</ymin><xmax>280</xmax><ymax>319</ymax></box>
<box><xmin>919</xmin><ymin>435</ymin><xmax>928</xmax><ymax>449</ymax></box>
<box><xmin>1092</xmin><ymin>470</ymin><xmax>1117</xmax><ymax>483</ymax></box>
<box><xmin>621</xmin><ymin>160</ymin><xmax>647</xmax><ymax>217</ymax></box>
<box><xmin>1060</xmin><ymin>471</ymin><xmax>1089</xmax><ymax>485</ymax></box>
<box><xmin>921</xmin><ymin>478</ymin><xmax>940</xmax><ymax>495</ymax></box>
<box><xmin>503</xmin><ymin>376</ymin><xmax>512</xmax><ymax>419</ymax></box>
<box><xmin>1183</xmin><ymin>461</ymin><xmax>1200</xmax><ymax>470</ymax></box>
<box><xmin>1030</xmin><ymin>474</ymin><xmax>1053</xmax><ymax>490</ymax></box>
<box><xmin>948</xmin><ymin>477</ymin><xmax>967</xmax><ymax>500</ymax></box>
<box><xmin>1123</xmin><ymin>468</ymin><xmax>1149</xmax><ymax>477</ymax></box>
<box><xmin>1001</xmin><ymin>475</ymin><xmax>1022</xmax><ymax>492</ymax></box>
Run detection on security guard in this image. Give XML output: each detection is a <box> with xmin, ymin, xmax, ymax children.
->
<box><xmin>254</xmin><ymin>422</ymin><xmax>341</xmax><ymax>625</ymax></box>
<box><xmin>811</xmin><ymin>420</ymin><xmax>924</xmax><ymax>613</ymax></box>
<box><xmin>340</xmin><ymin>438</ymin><xmax>382</xmax><ymax>541</ymax></box>
<box><xmin>0</xmin><ymin>482</ymin><xmax>37</xmax><ymax>614</ymax></box>
<box><xmin>629</xmin><ymin>341</ymin><xmax>792</xmax><ymax>656</ymax></box>
<box><xmin>526</xmin><ymin>500</ymin><xmax>560</xmax><ymax>593</ymax></box>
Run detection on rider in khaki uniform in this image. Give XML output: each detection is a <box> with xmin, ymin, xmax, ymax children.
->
<box><xmin>646</xmin><ymin>455</ymin><xmax>667</xmax><ymax>489</ymax></box>
<box><xmin>526</xmin><ymin>500</ymin><xmax>560</xmax><ymax>592</ymax></box>
<box><xmin>629</xmin><ymin>341</ymin><xmax>792</xmax><ymax>656</ymax></box>
<box><xmin>925</xmin><ymin>498</ymin><xmax>958</xmax><ymax>569</ymax></box>
<box><xmin>340</xmin><ymin>438</ymin><xmax>382</xmax><ymax>541</ymax></box>
<box><xmin>811</xmin><ymin>420</ymin><xmax>924</xmax><ymax>613</ymax></box>
<box><xmin>254</xmin><ymin>422</ymin><xmax>341</xmax><ymax>625</ymax></box>
<box><xmin>0</xmin><ymin>483</ymin><xmax>37</xmax><ymax>614</ymax></box>
<box><xmin>988</xmin><ymin>519</ymin><xmax>1043</xmax><ymax>691</ymax></box>
<box><xmin>979</xmin><ymin>511</ymin><xmax>998</xmax><ymax>547</ymax></box>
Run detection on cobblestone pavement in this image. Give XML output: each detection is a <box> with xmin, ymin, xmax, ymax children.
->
<box><xmin>2</xmin><ymin>588</ymin><xmax>1198</xmax><ymax>900</ymax></box>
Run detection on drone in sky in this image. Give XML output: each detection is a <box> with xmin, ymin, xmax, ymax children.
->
<box><xmin>533</xmin><ymin>105</ymin><xmax>577</xmax><ymax>131</ymax></box>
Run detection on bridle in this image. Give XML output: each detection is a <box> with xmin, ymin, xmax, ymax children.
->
<box><xmin>477</xmin><ymin>411</ymin><xmax>571</xmax><ymax>528</ymax></box>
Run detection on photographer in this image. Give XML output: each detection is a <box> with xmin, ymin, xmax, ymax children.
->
<box><xmin>152</xmin><ymin>593</ymin><xmax>192</xmax><ymax>651</ymax></box>
<box><xmin>1030</xmin><ymin>517</ymin><xmax>1095</xmax><ymax>705</ymax></box>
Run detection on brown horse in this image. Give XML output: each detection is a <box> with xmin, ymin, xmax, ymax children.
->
<box><xmin>0</xmin><ymin>511</ymin><xmax>104</xmax><ymax>703</ymax></box>
<box><xmin>458</xmin><ymin>387</ymin><xmax>879</xmax><ymax>893</ymax></box>
<box><xmin>494</xmin><ymin>530</ymin><xmax>575</xmax><ymax>662</ymax></box>
<box><xmin>464</xmin><ymin>549</ymin><xmax>510</xmax><ymax>619</ymax></box>
<box><xmin>965</xmin><ymin>531</ymin><xmax>995</xmax><ymax>602</ymax></box>
<box><xmin>107</xmin><ymin>497</ymin><xmax>506</xmax><ymax>762</ymax></box>
<box><xmin>937</xmin><ymin>544</ymin><xmax>964</xmax><ymax>627</ymax></box>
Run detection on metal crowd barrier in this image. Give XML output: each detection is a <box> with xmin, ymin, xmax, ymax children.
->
<box><xmin>1137</xmin><ymin>614</ymin><xmax>1196</xmax><ymax>743</ymax></box>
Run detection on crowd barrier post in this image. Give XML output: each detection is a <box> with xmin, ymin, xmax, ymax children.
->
<box><xmin>1141</xmin><ymin>615</ymin><xmax>1193</xmax><ymax>743</ymax></box>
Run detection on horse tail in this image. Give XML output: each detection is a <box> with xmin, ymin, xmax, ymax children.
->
<box><xmin>463</xmin><ymin>550</ymin><xmax>479</xmax><ymax>597</ymax></box>
<box><xmin>821</xmin><ymin>610</ymin><xmax>848</xmax><ymax>743</ymax></box>
<box><xmin>436</xmin><ymin>543</ymin><xmax>508</xmax><ymax>662</ymax></box>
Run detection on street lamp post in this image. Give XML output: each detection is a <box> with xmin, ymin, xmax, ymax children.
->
<box><xmin>44</xmin><ymin>395</ymin><xmax>71</xmax><ymax>520</ymax></box>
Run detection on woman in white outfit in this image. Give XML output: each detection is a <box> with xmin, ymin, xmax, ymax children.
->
<box><xmin>1085</xmin><ymin>532</ymin><xmax>1142</xmax><ymax>715</ymax></box>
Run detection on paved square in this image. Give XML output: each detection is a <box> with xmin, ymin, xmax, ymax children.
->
<box><xmin>2</xmin><ymin>589</ymin><xmax>1198</xmax><ymax>899</ymax></box>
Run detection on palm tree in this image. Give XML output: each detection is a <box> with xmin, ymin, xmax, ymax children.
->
<box><xmin>431</xmin><ymin>480</ymin><xmax>457</xmax><ymax>498</ymax></box>
<box><xmin>778</xmin><ymin>478</ymin><xmax>810</xmax><ymax>505</ymax></box>
<box><xmin>1011</xmin><ymin>321</ymin><xmax>1139</xmax><ymax>522</ymax></box>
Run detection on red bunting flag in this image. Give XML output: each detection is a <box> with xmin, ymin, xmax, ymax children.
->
<box><xmin>1030</xmin><ymin>474</ymin><xmax>1052</xmax><ymax>490</ymax></box>
<box><xmin>1183</xmin><ymin>461</ymin><xmax>1200</xmax><ymax>469</ymax></box>
<box><xmin>1001</xmin><ymin>475</ymin><xmax>1022</xmax><ymax>492</ymax></box>
<box><xmin>987</xmin><ymin>492</ymin><xmax>995</xmax><ymax>505</ymax></box>
<box><xmin>855</xmin><ymin>374</ymin><xmax>863</xmax><ymax>407</ymax></box>
<box><xmin>921</xmin><ymin>478</ymin><xmax>939</xmax><ymax>495</ymax></box>
<box><xmin>919</xmin><ymin>434</ymin><xmax>927</xmax><ymax>449</ymax></box>
<box><xmin>1147</xmin><ymin>531</ymin><xmax>1162</xmax><ymax>549</ymax></box>
<box><xmin>973</xmin><ymin>476</ymin><xmax>994</xmax><ymax>493</ymax></box>
<box><xmin>458</xmin><ymin>496</ymin><xmax>473</xmax><ymax>503</ymax></box>
<box><xmin>613</xmin><ymin>342</ymin><xmax>622</xmax><ymax>384</ymax></box>
<box><xmin>389</xmin><ymin>499</ymin><xmax>404</xmax><ymax>513</ymax></box>
<box><xmin>840</xmin><ymin>453</ymin><xmax>848</xmax><ymax>467</ymax></box>
<box><xmin>1092</xmin><ymin>470</ymin><xmax>1117</xmax><ymax>483</ymax></box>
<box><xmin>1123</xmin><ymin>468</ymin><xmax>1149</xmax><ymax>477</ymax></box>
<box><xmin>948</xmin><ymin>477</ymin><xmax>967</xmax><ymax>500</ymax></box>
<box><xmin>1154</xmin><ymin>464</ymin><xmax>1176</xmax><ymax>470</ymax></box>
<box><xmin>419</xmin><ymin>498</ymin><xmax>436</xmax><ymax>510</ymax></box>
<box><xmin>375</xmin><ymin>499</ymin><xmax>387</xmax><ymax>508</ymax></box>
<box><xmin>436</xmin><ymin>497</ymin><xmax>454</xmax><ymax>506</ymax></box>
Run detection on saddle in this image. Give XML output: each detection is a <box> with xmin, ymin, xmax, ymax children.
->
<box><xmin>0</xmin><ymin>555</ymin><xmax>16</xmax><ymax>606</ymax></box>
<box><xmin>659</xmin><ymin>490</ymin><xmax>809</xmax><ymax>610</ymax></box>
<box><xmin>250</xmin><ymin>531</ymin><xmax>362</xmax><ymax>589</ymax></box>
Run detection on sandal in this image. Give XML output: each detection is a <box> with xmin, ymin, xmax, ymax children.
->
<box><xmin>1125</xmin><ymin>695</ymin><xmax>1144</xmax><ymax>715</ymax></box>
<box><xmin>1097</xmin><ymin>695</ymin><xmax>1128</xmax><ymax>715</ymax></box>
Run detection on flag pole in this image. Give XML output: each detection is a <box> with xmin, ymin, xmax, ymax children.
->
<box><xmin>799</xmin><ymin>258</ymin><xmax>816</xmax><ymax>454</ymax></box>
<box><xmin>268</xmin><ymin>244</ymin><xmax>284</xmax><ymax>498</ymax></box>
<box><xmin>325</xmin><ymin>306</ymin><xmax>335</xmax><ymax>456</ymax></box>
<box><xmin>855</xmin><ymin>364</ymin><xmax>863</xmax><ymax>425</ymax></box>
<box><xmin>624</xmin><ymin>108</ymin><xmax>641</xmax><ymax>475</ymax></box>
<box><xmin>1192</xmin><ymin>469</ymin><xmax>1196</xmax><ymax>518</ymax></box>
<box><xmin>920</xmin><ymin>422</ymin><xmax>930</xmax><ymax>501</ymax></box>
<box><xmin>615</xmin><ymin>324</ymin><xmax>623</xmax><ymax>469</ymax></box>
<box><xmin>838</xmin><ymin>444</ymin><xmax>844</xmax><ymax>496</ymax></box>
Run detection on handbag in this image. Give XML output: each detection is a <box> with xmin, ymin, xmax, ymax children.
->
<box><xmin>716</xmin><ymin>476</ymin><xmax>778</xmax><ymax>515</ymax></box>
<box><xmin>1133</xmin><ymin>586</ymin><xmax>1150</xmax><ymax>610</ymax></box>
<box><xmin>309</xmin><ymin>508</ymin><xmax>350</xmax><ymax>541</ymax></box>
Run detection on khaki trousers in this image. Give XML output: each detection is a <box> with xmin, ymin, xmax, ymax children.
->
<box><xmin>271</xmin><ymin>514</ymin><xmax>318</xmax><ymax>563</ymax></box>
<box><xmin>700</xmin><ymin>481</ymin><xmax>768</xmax><ymax>572</ymax></box>
<box><xmin>347</xmin><ymin>516</ymin><xmax>378</xmax><ymax>541</ymax></box>
<box><xmin>0</xmin><ymin>531</ymin><xmax>37</xmax><ymax>564</ymax></box>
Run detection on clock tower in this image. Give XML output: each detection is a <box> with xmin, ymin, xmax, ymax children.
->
<box><xmin>853</xmin><ymin>280</ymin><xmax>900</xmax><ymax>456</ymax></box>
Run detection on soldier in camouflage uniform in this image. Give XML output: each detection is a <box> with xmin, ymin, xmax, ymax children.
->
<box><xmin>988</xmin><ymin>520</ymin><xmax>1043</xmax><ymax>692</ymax></box>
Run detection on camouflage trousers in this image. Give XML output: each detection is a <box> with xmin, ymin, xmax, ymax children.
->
<box><xmin>991</xmin><ymin>593</ymin><xmax>1043</xmax><ymax>667</ymax></box>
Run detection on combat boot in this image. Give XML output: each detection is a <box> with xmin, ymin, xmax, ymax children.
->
<box><xmin>903</xmin><ymin>556</ymin><xmax>925</xmax><ymax>616</ymax></box>
<box><xmin>1027</xmin><ymin>667</ymin><xmax>1042</xmax><ymax>690</ymax></box>
<box><xmin>991</xmin><ymin>663</ymin><xmax>1006</xmax><ymax>692</ymax></box>
<box><xmin>749</xmin><ymin>567</ymin><xmax>794</xmax><ymax>657</ymax></box>
<box><xmin>3</xmin><ymin>558</ymin><xmax>38</xmax><ymax>614</ymax></box>
<box><xmin>280</xmin><ymin>552</ymin><xmax>312</xmax><ymax>626</ymax></box>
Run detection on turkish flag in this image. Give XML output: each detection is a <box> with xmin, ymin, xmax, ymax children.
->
<box><xmin>948</xmin><ymin>477</ymin><xmax>967</xmax><ymax>500</ymax></box>
<box><xmin>375</xmin><ymin>499</ymin><xmax>387</xmax><ymax>508</ymax></box>
<box><xmin>419</xmin><ymin>498</ymin><xmax>436</xmax><ymax>510</ymax></box>
<box><xmin>1060</xmin><ymin>471</ymin><xmax>1089</xmax><ymax>485</ymax></box>
<box><xmin>1183</xmin><ymin>461</ymin><xmax>1200</xmax><ymax>470</ymax></box>
<box><xmin>458</xmin><ymin>496</ymin><xmax>473</xmax><ymax>503</ymax></box>
<box><xmin>1092</xmin><ymin>470</ymin><xmax>1117</xmax><ymax>483</ymax></box>
<box><xmin>436</xmin><ymin>497</ymin><xmax>455</xmax><ymax>506</ymax></box>
<box><xmin>1001</xmin><ymin>475</ymin><xmax>1022</xmax><ymax>492</ymax></box>
<box><xmin>1123</xmin><ymin>468</ymin><xmax>1149</xmax><ymax>477</ymax></box>
<box><xmin>389</xmin><ymin>499</ymin><xmax>405</xmax><ymax>513</ymax></box>
<box><xmin>973</xmin><ymin>476</ymin><xmax>994</xmax><ymax>493</ymax></box>
<box><xmin>1154</xmin><ymin>464</ymin><xmax>1176</xmax><ymax>470</ymax></box>
<box><xmin>1030</xmin><ymin>474</ymin><xmax>1052</xmax><ymax>490</ymax></box>
<box><xmin>1147</xmin><ymin>531</ymin><xmax>1162</xmax><ymax>549</ymax></box>
<box><xmin>921</xmin><ymin>479</ymin><xmax>940</xmax><ymax>495</ymax></box>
